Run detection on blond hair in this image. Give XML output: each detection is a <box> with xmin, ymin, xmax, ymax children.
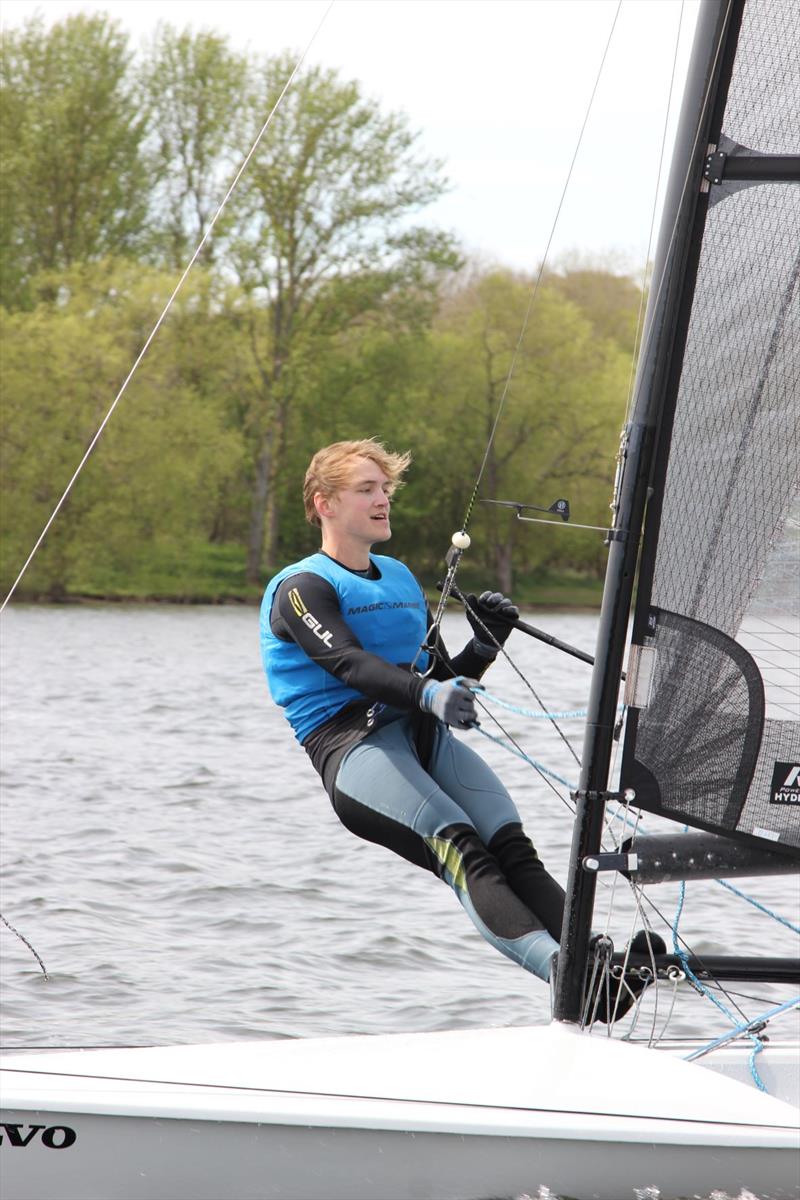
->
<box><xmin>303</xmin><ymin>439</ymin><xmax>412</xmax><ymax>527</ymax></box>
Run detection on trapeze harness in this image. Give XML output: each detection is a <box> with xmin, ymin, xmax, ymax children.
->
<box><xmin>260</xmin><ymin>551</ymin><xmax>564</xmax><ymax>981</ymax></box>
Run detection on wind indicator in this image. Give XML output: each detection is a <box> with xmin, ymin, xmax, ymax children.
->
<box><xmin>482</xmin><ymin>497</ymin><xmax>611</xmax><ymax>534</ymax></box>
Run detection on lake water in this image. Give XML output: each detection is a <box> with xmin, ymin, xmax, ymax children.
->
<box><xmin>1</xmin><ymin>605</ymin><xmax>797</xmax><ymax>1053</ymax></box>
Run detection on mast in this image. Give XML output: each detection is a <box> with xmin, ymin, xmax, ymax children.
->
<box><xmin>552</xmin><ymin>0</ymin><xmax>747</xmax><ymax>1025</ymax></box>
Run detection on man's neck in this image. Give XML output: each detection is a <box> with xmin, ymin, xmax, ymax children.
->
<box><xmin>319</xmin><ymin>535</ymin><xmax>372</xmax><ymax>571</ymax></box>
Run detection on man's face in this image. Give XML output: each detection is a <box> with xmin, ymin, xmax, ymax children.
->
<box><xmin>320</xmin><ymin>457</ymin><xmax>393</xmax><ymax>545</ymax></box>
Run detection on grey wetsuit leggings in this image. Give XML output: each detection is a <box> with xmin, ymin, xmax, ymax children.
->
<box><xmin>333</xmin><ymin>715</ymin><xmax>564</xmax><ymax>981</ymax></box>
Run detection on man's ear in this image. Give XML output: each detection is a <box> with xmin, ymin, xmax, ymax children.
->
<box><xmin>314</xmin><ymin>491</ymin><xmax>336</xmax><ymax>521</ymax></box>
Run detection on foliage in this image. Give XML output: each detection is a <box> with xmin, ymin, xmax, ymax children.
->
<box><xmin>139</xmin><ymin>25</ymin><xmax>249</xmax><ymax>268</ymax></box>
<box><xmin>0</xmin><ymin>261</ymin><xmax>242</xmax><ymax>598</ymax></box>
<box><xmin>397</xmin><ymin>269</ymin><xmax>631</xmax><ymax>590</ymax></box>
<box><xmin>547</xmin><ymin>267</ymin><xmax>644</xmax><ymax>357</ymax></box>
<box><xmin>224</xmin><ymin>52</ymin><xmax>461</xmax><ymax>580</ymax></box>
<box><xmin>0</xmin><ymin>15</ymin><xmax>646</xmax><ymax>605</ymax></box>
<box><xmin>0</xmin><ymin>14</ymin><xmax>149</xmax><ymax>307</ymax></box>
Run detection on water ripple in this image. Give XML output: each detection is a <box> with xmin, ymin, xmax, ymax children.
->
<box><xmin>1</xmin><ymin>605</ymin><xmax>798</xmax><ymax>1051</ymax></box>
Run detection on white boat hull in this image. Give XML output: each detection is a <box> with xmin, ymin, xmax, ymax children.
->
<box><xmin>2</xmin><ymin>1023</ymin><xmax>798</xmax><ymax>1200</ymax></box>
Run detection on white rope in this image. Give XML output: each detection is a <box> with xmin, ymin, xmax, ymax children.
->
<box><xmin>0</xmin><ymin>1</ymin><xmax>334</xmax><ymax>614</ymax></box>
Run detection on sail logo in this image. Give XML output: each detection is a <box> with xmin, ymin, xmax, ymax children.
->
<box><xmin>770</xmin><ymin>761</ymin><xmax>800</xmax><ymax>805</ymax></box>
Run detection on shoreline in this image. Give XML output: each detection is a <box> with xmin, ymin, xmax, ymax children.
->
<box><xmin>3</xmin><ymin>585</ymin><xmax>605</xmax><ymax>612</ymax></box>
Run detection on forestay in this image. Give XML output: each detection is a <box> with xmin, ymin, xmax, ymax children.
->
<box><xmin>621</xmin><ymin>0</ymin><xmax>800</xmax><ymax>856</ymax></box>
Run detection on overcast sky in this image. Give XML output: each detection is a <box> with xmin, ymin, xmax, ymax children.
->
<box><xmin>2</xmin><ymin>0</ymin><xmax>701</xmax><ymax>275</ymax></box>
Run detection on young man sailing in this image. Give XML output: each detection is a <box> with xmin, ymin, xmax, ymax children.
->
<box><xmin>260</xmin><ymin>439</ymin><xmax>659</xmax><ymax>1009</ymax></box>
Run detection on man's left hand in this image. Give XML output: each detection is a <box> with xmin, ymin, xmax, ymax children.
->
<box><xmin>465</xmin><ymin>591</ymin><xmax>519</xmax><ymax>652</ymax></box>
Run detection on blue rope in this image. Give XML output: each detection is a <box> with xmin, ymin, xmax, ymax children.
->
<box><xmin>608</xmin><ymin>817</ymin><xmax>800</xmax><ymax>936</ymax></box>
<box><xmin>477</xmin><ymin>686</ymin><xmax>624</xmax><ymax>722</ymax></box>
<box><xmin>715</xmin><ymin>878</ymin><xmax>800</xmax><ymax>935</ymax></box>
<box><xmin>476</xmin><ymin>686</ymin><xmax>796</xmax><ymax>1081</ymax></box>
<box><xmin>672</xmin><ymin>878</ymin><xmax>768</xmax><ymax>1091</ymax></box>
<box><xmin>685</xmin><ymin>996</ymin><xmax>800</xmax><ymax>1060</ymax></box>
<box><xmin>473</xmin><ymin>725</ymin><xmax>576</xmax><ymax>789</ymax></box>
<box><xmin>748</xmin><ymin>1037</ymin><xmax>766</xmax><ymax>1090</ymax></box>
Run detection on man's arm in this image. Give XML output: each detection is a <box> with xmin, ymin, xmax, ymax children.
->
<box><xmin>271</xmin><ymin>573</ymin><xmax>427</xmax><ymax>709</ymax></box>
<box><xmin>429</xmin><ymin>590</ymin><xmax>520</xmax><ymax>680</ymax></box>
<box><xmin>425</xmin><ymin>605</ymin><xmax>498</xmax><ymax>682</ymax></box>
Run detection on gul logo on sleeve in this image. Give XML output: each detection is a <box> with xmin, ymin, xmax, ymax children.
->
<box><xmin>288</xmin><ymin>587</ymin><xmax>307</xmax><ymax>617</ymax></box>
<box><xmin>288</xmin><ymin>587</ymin><xmax>333</xmax><ymax>647</ymax></box>
<box><xmin>770</xmin><ymin>762</ymin><xmax>800</xmax><ymax>805</ymax></box>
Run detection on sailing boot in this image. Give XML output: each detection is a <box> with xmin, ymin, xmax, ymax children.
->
<box><xmin>589</xmin><ymin>930</ymin><xmax>667</xmax><ymax>1024</ymax></box>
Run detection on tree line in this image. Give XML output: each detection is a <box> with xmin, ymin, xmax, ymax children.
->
<box><xmin>1</xmin><ymin>13</ymin><xmax>644</xmax><ymax>601</ymax></box>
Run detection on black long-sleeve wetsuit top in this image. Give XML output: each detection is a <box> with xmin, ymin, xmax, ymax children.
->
<box><xmin>269</xmin><ymin>554</ymin><xmax>492</xmax><ymax>795</ymax></box>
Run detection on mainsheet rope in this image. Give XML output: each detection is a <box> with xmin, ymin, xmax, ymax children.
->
<box><xmin>0</xmin><ymin>1</ymin><xmax>334</xmax><ymax>614</ymax></box>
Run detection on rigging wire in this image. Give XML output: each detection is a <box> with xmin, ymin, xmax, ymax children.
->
<box><xmin>582</xmin><ymin>0</ymin><xmax>800</xmax><ymax>1051</ymax></box>
<box><xmin>684</xmin><ymin>995</ymin><xmax>800</xmax><ymax>1060</ymax></box>
<box><xmin>457</xmin><ymin>595</ymin><xmax>582</xmax><ymax>766</ymax></box>
<box><xmin>412</xmin><ymin>4</ymin><xmax>662</xmax><ymax>801</ymax></box>
<box><xmin>628</xmin><ymin>883</ymin><xmax>662</xmax><ymax>1043</ymax></box>
<box><xmin>583</xmin><ymin>827</ymin><xmax>789</xmax><ymax>1051</ymax></box>
<box><xmin>646</xmin><ymin>967</ymin><xmax>684</xmax><ymax>1047</ymax></box>
<box><xmin>610</xmin><ymin>0</ymin><xmax>737</xmax><ymax>462</ymax></box>
<box><xmin>458</xmin><ymin>0</ymin><xmax>622</xmax><ymax>537</ymax></box>
<box><xmin>473</xmin><ymin>717</ymin><xmax>576</xmax><ymax>801</ymax></box>
<box><xmin>0</xmin><ymin>1</ymin><xmax>335</xmax><ymax>615</ymax></box>
<box><xmin>672</xmin><ymin>876</ymin><xmax>773</xmax><ymax>1070</ymax></box>
<box><xmin>456</xmin><ymin>649</ymin><xmax>797</xmax><ymax>1030</ymax></box>
<box><xmin>590</xmin><ymin>865</ymin><xmax>798</xmax><ymax>1071</ymax></box>
<box><xmin>425</xmin><ymin>639</ymin><xmax>578</xmax><ymax>811</ymax></box>
<box><xmin>698</xmin><ymin>983</ymin><xmax>800</xmax><ymax>1007</ymax></box>
<box><xmin>620</xmin><ymin>0</ymin><xmax>686</xmax><ymax>432</ymax></box>
<box><xmin>638</xmin><ymin>886</ymin><xmax>752</xmax><ymax>1027</ymax></box>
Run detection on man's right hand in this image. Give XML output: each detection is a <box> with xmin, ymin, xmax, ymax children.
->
<box><xmin>420</xmin><ymin>679</ymin><xmax>478</xmax><ymax>728</ymax></box>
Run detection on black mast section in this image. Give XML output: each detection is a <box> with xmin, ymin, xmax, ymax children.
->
<box><xmin>552</xmin><ymin>0</ymin><xmax>747</xmax><ymax>1025</ymax></box>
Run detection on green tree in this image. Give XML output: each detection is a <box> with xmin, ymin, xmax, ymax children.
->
<box><xmin>276</xmin><ymin>322</ymin><xmax>439</xmax><ymax>568</ymax></box>
<box><xmin>0</xmin><ymin>261</ymin><xmax>244</xmax><ymax>598</ymax></box>
<box><xmin>226</xmin><ymin>52</ymin><xmax>460</xmax><ymax>583</ymax></box>
<box><xmin>547</xmin><ymin>267</ymin><xmax>643</xmax><ymax>356</ymax></box>
<box><xmin>0</xmin><ymin>14</ymin><xmax>149</xmax><ymax>308</ymax></box>
<box><xmin>140</xmin><ymin>26</ymin><xmax>248</xmax><ymax>268</ymax></box>
<box><xmin>426</xmin><ymin>268</ymin><xmax>632</xmax><ymax>591</ymax></box>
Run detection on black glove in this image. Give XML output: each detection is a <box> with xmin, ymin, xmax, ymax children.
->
<box><xmin>420</xmin><ymin>678</ymin><xmax>478</xmax><ymax>728</ymax></box>
<box><xmin>465</xmin><ymin>591</ymin><xmax>519</xmax><ymax>654</ymax></box>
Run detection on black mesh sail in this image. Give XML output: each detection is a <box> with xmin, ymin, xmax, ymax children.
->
<box><xmin>620</xmin><ymin>0</ymin><xmax>800</xmax><ymax>857</ymax></box>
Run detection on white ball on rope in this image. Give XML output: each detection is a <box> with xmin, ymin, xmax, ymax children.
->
<box><xmin>451</xmin><ymin>530</ymin><xmax>471</xmax><ymax>550</ymax></box>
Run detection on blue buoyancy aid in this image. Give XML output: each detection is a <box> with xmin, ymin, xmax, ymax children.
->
<box><xmin>260</xmin><ymin>553</ymin><xmax>429</xmax><ymax>742</ymax></box>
